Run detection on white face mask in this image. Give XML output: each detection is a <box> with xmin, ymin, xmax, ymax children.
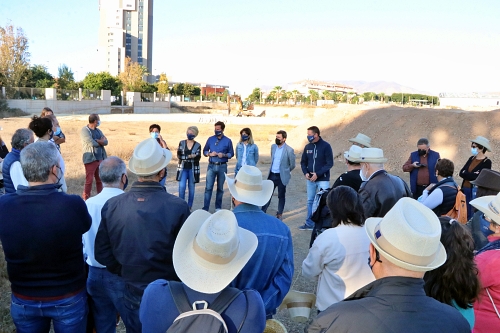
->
<box><xmin>360</xmin><ymin>164</ymin><xmax>369</xmax><ymax>182</ymax></box>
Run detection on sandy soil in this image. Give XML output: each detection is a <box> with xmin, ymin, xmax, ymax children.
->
<box><xmin>1</xmin><ymin>104</ymin><xmax>500</xmax><ymax>332</ymax></box>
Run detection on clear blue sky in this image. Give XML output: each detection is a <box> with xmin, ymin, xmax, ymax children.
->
<box><xmin>1</xmin><ymin>0</ymin><xmax>500</xmax><ymax>95</ymax></box>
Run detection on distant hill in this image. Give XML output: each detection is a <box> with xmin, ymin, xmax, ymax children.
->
<box><xmin>336</xmin><ymin>80</ymin><xmax>432</xmax><ymax>95</ymax></box>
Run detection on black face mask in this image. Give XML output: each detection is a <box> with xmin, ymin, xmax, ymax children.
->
<box><xmin>418</xmin><ymin>149</ymin><xmax>427</xmax><ymax>156</ymax></box>
<box><xmin>275</xmin><ymin>138</ymin><xmax>282</xmax><ymax>145</ymax></box>
<box><xmin>123</xmin><ymin>174</ymin><xmax>129</xmax><ymax>190</ymax></box>
<box><xmin>159</xmin><ymin>168</ymin><xmax>167</xmax><ymax>183</ymax></box>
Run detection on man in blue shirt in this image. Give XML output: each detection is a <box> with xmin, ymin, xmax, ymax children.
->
<box><xmin>202</xmin><ymin>121</ymin><xmax>234</xmax><ymax>211</ymax></box>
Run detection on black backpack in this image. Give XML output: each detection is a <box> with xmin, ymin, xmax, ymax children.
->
<box><xmin>167</xmin><ymin>281</ymin><xmax>246</xmax><ymax>333</ymax></box>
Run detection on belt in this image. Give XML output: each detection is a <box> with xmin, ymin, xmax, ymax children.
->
<box><xmin>210</xmin><ymin>162</ymin><xmax>227</xmax><ymax>165</ymax></box>
<box><xmin>270</xmin><ymin>172</ymin><xmax>280</xmax><ymax>175</ymax></box>
<box><xmin>13</xmin><ymin>288</ymin><xmax>84</xmax><ymax>301</ymax></box>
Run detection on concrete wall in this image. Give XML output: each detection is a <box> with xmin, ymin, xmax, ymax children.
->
<box><xmin>253</xmin><ymin>105</ymin><xmax>316</xmax><ymax>119</ymax></box>
<box><xmin>440</xmin><ymin>97</ymin><xmax>500</xmax><ymax>108</ymax></box>
<box><xmin>134</xmin><ymin>101</ymin><xmax>171</xmax><ymax>114</ymax></box>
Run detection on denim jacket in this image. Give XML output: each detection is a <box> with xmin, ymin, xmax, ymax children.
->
<box><xmin>235</xmin><ymin>142</ymin><xmax>259</xmax><ymax>174</ymax></box>
<box><xmin>230</xmin><ymin>204</ymin><xmax>294</xmax><ymax>317</ymax></box>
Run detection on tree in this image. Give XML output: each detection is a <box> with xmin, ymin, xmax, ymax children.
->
<box><xmin>83</xmin><ymin>72</ymin><xmax>121</xmax><ymax>95</ymax></box>
<box><xmin>156</xmin><ymin>73</ymin><xmax>169</xmax><ymax>94</ymax></box>
<box><xmin>308</xmin><ymin>90</ymin><xmax>319</xmax><ymax>104</ymax></box>
<box><xmin>247</xmin><ymin>87</ymin><xmax>261</xmax><ymax>103</ymax></box>
<box><xmin>183</xmin><ymin>83</ymin><xmax>196</xmax><ymax>97</ymax></box>
<box><xmin>55</xmin><ymin>64</ymin><xmax>80</xmax><ymax>90</ymax></box>
<box><xmin>118</xmin><ymin>57</ymin><xmax>148</xmax><ymax>94</ymax></box>
<box><xmin>291</xmin><ymin>90</ymin><xmax>300</xmax><ymax>105</ymax></box>
<box><xmin>172</xmin><ymin>83</ymin><xmax>184</xmax><ymax>96</ymax></box>
<box><xmin>26</xmin><ymin>65</ymin><xmax>54</xmax><ymax>88</ymax></box>
<box><xmin>272</xmin><ymin>86</ymin><xmax>284</xmax><ymax>104</ymax></box>
<box><xmin>0</xmin><ymin>24</ymin><xmax>30</xmax><ymax>87</ymax></box>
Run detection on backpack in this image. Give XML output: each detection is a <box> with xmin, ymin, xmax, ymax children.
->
<box><xmin>441</xmin><ymin>185</ymin><xmax>468</xmax><ymax>224</ymax></box>
<box><xmin>167</xmin><ymin>281</ymin><xmax>245</xmax><ymax>333</ymax></box>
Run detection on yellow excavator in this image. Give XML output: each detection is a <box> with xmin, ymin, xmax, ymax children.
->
<box><xmin>227</xmin><ymin>94</ymin><xmax>256</xmax><ymax>116</ymax></box>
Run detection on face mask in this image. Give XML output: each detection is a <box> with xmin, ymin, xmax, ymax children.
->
<box><xmin>360</xmin><ymin>165</ymin><xmax>369</xmax><ymax>182</ymax></box>
<box><xmin>53</xmin><ymin>165</ymin><xmax>62</xmax><ymax>185</ymax></box>
<box><xmin>123</xmin><ymin>174</ymin><xmax>129</xmax><ymax>191</ymax></box>
<box><xmin>151</xmin><ymin>132</ymin><xmax>159</xmax><ymax>139</ymax></box>
<box><xmin>215</xmin><ymin>130</ymin><xmax>222</xmax><ymax>136</ymax></box>
<box><xmin>97</xmin><ymin>120</ymin><xmax>101</xmax><ymax>127</ymax></box>
<box><xmin>418</xmin><ymin>149</ymin><xmax>427</xmax><ymax>156</ymax></box>
<box><xmin>307</xmin><ymin>135</ymin><xmax>315</xmax><ymax>143</ymax></box>
<box><xmin>481</xmin><ymin>215</ymin><xmax>495</xmax><ymax>238</ymax></box>
<box><xmin>275</xmin><ymin>138</ymin><xmax>282</xmax><ymax>145</ymax></box>
<box><xmin>187</xmin><ymin>134</ymin><xmax>195</xmax><ymax>140</ymax></box>
<box><xmin>471</xmin><ymin>147</ymin><xmax>479</xmax><ymax>156</ymax></box>
<box><xmin>54</xmin><ymin>127</ymin><xmax>61</xmax><ymax>136</ymax></box>
<box><xmin>159</xmin><ymin>168</ymin><xmax>167</xmax><ymax>183</ymax></box>
<box><xmin>49</xmin><ymin>130</ymin><xmax>54</xmax><ymax>140</ymax></box>
<box><xmin>241</xmin><ymin>135</ymin><xmax>249</xmax><ymax>141</ymax></box>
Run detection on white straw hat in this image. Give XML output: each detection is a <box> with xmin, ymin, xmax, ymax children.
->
<box><xmin>365</xmin><ymin>197</ymin><xmax>446</xmax><ymax>272</ymax></box>
<box><xmin>470</xmin><ymin>136</ymin><xmax>492</xmax><ymax>152</ymax></box>
<box><xmin>344</xmin><ymin>145</ymin><xmax>363</xmax><ymax>163</ymax></box>
<box><xmin>128</xmin><ymin>138</ymin><xmax>172</xmax><ymax>176</ymax></box>
<box><xmin>279</xmin><ymin>290</ymin><xmax>316</xmax><ymax>323</ymax></box>
<box><xmin>226</xmin><ymin>165</ymin><xmax>274</xmax><ymax>207</ymax></box>
<box><xmin>348</xmin><ymin>133</ymin><xmax>372</xmax><ymax>148</ymax></box>
<box><xmin>470</xmin><ymin>192</ymin><xmax>500</xmax><ymax>225</ymax></box>
<box><xmin>173</xmin><ymin>209</ymin><xmax>258</xmax><ymax>294</ymax></box>
<box><xmin>360</xmin><ymin>147</ymin><xmax>388</xmax><ymax>163</ymax></box>
<box><xmin>264</xmin><ymin>319</ymin><xmax>288</xmax><ymax>333</ymax></box>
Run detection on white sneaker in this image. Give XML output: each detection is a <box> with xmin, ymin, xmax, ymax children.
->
<box><xmin>215</xmin><ymin>208</ymin><xmax>221</xmax><ymax>212</ymax></box>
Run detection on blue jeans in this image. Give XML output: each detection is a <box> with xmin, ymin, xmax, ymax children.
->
<box><xmin>262</xmin><ymin>172</ymin><xmax>287</xmax><ymax>215</ymax></box>
<box><xmin>306</xmin><ymin>180</ymin><xmax>330</xmax><ymax>227</ymax></box>
<box><xmin>179</xmin><ymin>169</ymin><xmax>195</xmax><ymax>208</ymax></box>
<box><xmin>10</xmin><ymin>290</ymin><xmax>88</xmax><ymax>333</ymax></box>
<box><xmin>463</xmin><ymin>186</ymin><xmax>474</xmax><ymax>220</ymax></box>
<box><xmin>121</xmin><ymin>284</ymin><xmax>142</xmax><ymax>333</ymax></box>
<box><xmin>87</xmin><ymin>266</ymin><xmax>127</xmax><ymax>333</ymax></box>
<box><xmin>203</xmin><ymin>163</ymin><xmax>227</xmax><ymax>211</ymax></box>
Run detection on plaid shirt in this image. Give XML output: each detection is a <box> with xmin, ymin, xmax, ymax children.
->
<box><xmin>176</xmin><ymin>140</ymin><xmax>201</xmax><ymax>183</ymax></box>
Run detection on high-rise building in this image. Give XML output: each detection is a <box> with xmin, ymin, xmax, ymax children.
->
<box><xmin>98</xmin><ymin>0</ymin><xmax>153</xmax><ymax>78</ymax></box>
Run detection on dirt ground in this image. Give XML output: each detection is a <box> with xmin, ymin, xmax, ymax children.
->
<box><xmin>1</xmin><ymin>104</ymin><xmax>500</xmax><ymax>332</ymax></box>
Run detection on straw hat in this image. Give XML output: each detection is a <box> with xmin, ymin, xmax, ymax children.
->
<box><xmin>365</xmin><ymin>197</ymin><xmax>446</xmax><ymax>272</ymax></box>
<box><xmin>279</xmin><ymin>290</ymin><xmax>316</xmax><ymax>323</ymax></box>
<box><xmin>226</xmin><ymin>165</ymin><xmax>274</xmax><ymax>207</ymax></box>
<box><xmin>360</xmin><ymin>148</ymin><xmax>388</xmax><ymax>163</ymax></box>
<box><xmin>470</xmin><ymin>136</ymin><xmax>492</xmax><ymax>152</ymax></box>
<box><xmin>264</xmin><ymin>319</ymin><xmax>287</xmax><ymax>333</ymax></box>
<box><xmin>172</xmin><ymin>209</ymin><xmax>258</xmax><ymax>294</ymax></box>
<box><xmin>471</xmin><ymin>169</ymin><xmax>500</xmax><ymax>192</ymax></box>
<box><xmin>348</xmin><ymin>133</ymin><xmax>372</xmax><ymax>148</ymax></box>
<box><xmin>128</xmin><ymin>138</ymin><xmax>172</xmax><ymax>176</ymax></box>
<box><xmin>470</xmin><ymin>193</ymin><xmax>500</xmax><ymax>225</ymax></box>
<box><xmin>344</xmin><ymin>145</ymin><xmax>362</xmax><ymax>163</ymax></box>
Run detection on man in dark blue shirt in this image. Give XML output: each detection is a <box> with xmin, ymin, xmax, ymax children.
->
<box><xmin>203</xmin><ymin>121</ymin><xmax>234</xmax><ymax>211</ymax></box>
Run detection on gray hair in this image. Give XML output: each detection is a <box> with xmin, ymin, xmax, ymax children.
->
<box><xmin>20</xmin><ymin>141</ymin><xmax>59</xmax><ymax>182</ymax></box>
<box><xmin>11</xmin><ymin>128</ymin><xmax>33</xmax><ymax>150</ymax></box>
<box><xmin>187</xmin><ymin>126</ymin><xmax>199</xmax><ymax>137</ymax></box>
<box><xmin>99</xmin><ymin>156</ymin><xmax>127</xmax><ymax>187</ymax></box>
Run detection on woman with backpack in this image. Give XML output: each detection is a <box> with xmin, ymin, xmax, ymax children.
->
<box><xmin>418</xmin><ymin>158</ymin><xmax>458</xmax><ymax>216</ymax></box>
<box><xmin>459</xmin><ymin>136</ymin><xmax>492</xmax><ymax>219</ymax></box>
<box><xmin>139</xmin><ymin>209</ymin><xmax>266</xmax><ymax>333</ymax></box>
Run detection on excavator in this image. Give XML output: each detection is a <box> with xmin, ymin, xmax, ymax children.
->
<box><xmin>227</xmin><ymin>94</ymin><xmax>263</xmax><ymax>117</ymax></box>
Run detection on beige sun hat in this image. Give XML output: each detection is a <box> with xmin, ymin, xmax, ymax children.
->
<box><xmin>365</xmin><ymin>197</ymin><xmax>447</xmax><ymax>272</ymax></box>
<box><xmin>173</xmin><ymin>209</ymin><xmax>258</xmax><ymax>294</ymax></box>
<box><xmin>360</xmin><ymin>147</ymin><xmax>388</xmax><ymax>163</ymax></box>
<box><xmin>344</xmin><ymin>145</ymin><xmax>363</xmax><ymax>163</ymax></box>
<box><xmin>470</xmin><ymin>193</ymin><xmax>500</xmax><ymax>225</ymax></box>
<box><xmin>279</xmin><ymin>290</ymin><xmax>316</xmax><ymax>323</ymax></box>
<box><xmin>226</xmin><ymin>165</ymin><xmax>274</xmax><ymax>207</ymax></box>
<box><xmin>348</xmin><ymin>133</ymin><xmax>372</xmax><ymax>148</ymax></box>
<box><xmin>470</xmin><ymin>136</ymin><xmax>492</xmax><ymax>152</ymax></box>
<box><xmin>128</xmin><ymin>138</ymin><xmax>172</xmax><ymax>176</ymax></box>
<box><xmin>264</xmin><ymin>319</ymin><xmax>287</xmax><ymax>333</ymax></box>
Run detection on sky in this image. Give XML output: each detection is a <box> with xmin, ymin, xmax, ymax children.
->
<box><xmin>1</xmin><ymin>0</ymin><xmax>500</xmax><ymax>96</ymax></box>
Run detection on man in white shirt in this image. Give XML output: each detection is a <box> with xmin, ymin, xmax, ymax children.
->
<box><xmin>262</xmin><ymin>130</ymin><xmax>296</xmax><ymax>220</ymax></box>
<box><xmin>2</xmin><ymin>129</ymin><xmax>33</xmax><ymax>193</ymax></box>
<box><xmin>83</xmin><ymin>156</ymin><xmax>128</xmax><ymax>333</ymax></box>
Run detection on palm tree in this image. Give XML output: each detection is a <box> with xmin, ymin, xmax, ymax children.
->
<box><xmin>309</xmin><ymin>90</ymin><xmax>319</xmax><ymax>105</ymax></box>
<box><xmin>291</xmin><ymin>90</ymin><xmax>299</xmax><ymax>105</ymax></box>
<box><xmin>379</xmin><ymin>92</ymin><xmax>386</xmax><ymax>103</ymax></box>
<box><xmin>272</xmin><ymin>86</ymin><xmax>284</xmax><ymax>104</ymax></box>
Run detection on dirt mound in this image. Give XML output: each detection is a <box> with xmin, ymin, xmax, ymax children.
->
<box><xmin>286</xmin><ymin>105</ymin><xmax>500</xmax><ymax>180</ymax></box>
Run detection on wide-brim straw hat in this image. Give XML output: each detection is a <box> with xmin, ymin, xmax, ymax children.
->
<box><xmin>365</xmin><ymin>197</ymin><xmax>446</xmax><ymax>272</ymax></box>
<box><xmin>471</xmin><ymin>169</ymin><xmax>500</xmax><ymax>192</ymax></box>
<box><xmin>360</xmin><ymin>147</ymin><xmax>388</xmax><ymax>163</ymax></box>
<box><xmin>173</xmin><ymin>209</ymin><xmax>258</xmax><ymax>294</ymax></box>
<box><xmin>264</xmin><ymin>319</ymin><xmax>287</xmax><ymax>333</ymax></box>
<box><xmin>470</xmin><ymin>136</ymin><xmax>492</xmax><ymax>152</ymax></box>
<box><xmin>470</xmin><ymin>193</ymin><xmax>500</xmax><ymax>225</ymax></box>
<box><xmin>279</xmin><ymin>290</ymin><xmax>316</xmax><ymax>323</ymax></box>
<box><xmin>226</xmin><ymin>165</ymin><xmax>274</xmax><ymax>207</ymax></box>
<box><xmin>344</xmin><ymin>145</ymin><xmax>363</xmax><ymax>163</ymax></box>
<box><xmin>128</xmin><ymin>138</ymin><xmax>172</xmax><ymax>176</ymax></box>
<box><xmin>348</xmin><ymin>133</ymin><xmax>372</xmax><ymax>148</ymax></box>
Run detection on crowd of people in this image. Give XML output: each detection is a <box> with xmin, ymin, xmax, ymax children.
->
<box><xmin>0</xmin><ymin>109</ymin><xmax>498</xmax><ymax>333</ymax></box>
